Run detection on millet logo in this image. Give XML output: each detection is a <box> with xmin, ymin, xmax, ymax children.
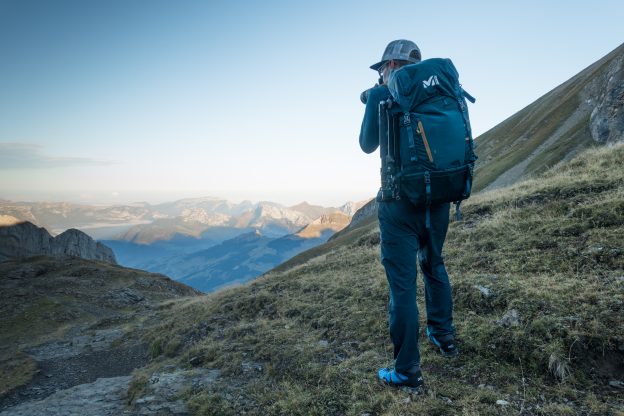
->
<box><xmin>423</xmin><ymin>75</ymin><xmax>440</xmax><ymax>88</ymax></box>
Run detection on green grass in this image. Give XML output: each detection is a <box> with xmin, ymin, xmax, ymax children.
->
<box><xmin>0</xmin><ymin>298</ymin><xmax>69</xmax><ymax>347</ymax></box>
<box><xmin>130</xmin><ymin>144</ymin><xmax>624</xmax><ymax>415</ymax></box>
<box><xmin>0</xmin><ymin>352</ymin><xmax>38</xmax><ymax>396</ymax></box>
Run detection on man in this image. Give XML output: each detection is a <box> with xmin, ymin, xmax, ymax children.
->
<box><xmin>359</xmin><ymin>39</ymin><xmax>458</xmax><ymax>390</ymax></box>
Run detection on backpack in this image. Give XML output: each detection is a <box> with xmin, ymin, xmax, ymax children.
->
<box><xmin>377</xmin><ymin>58</ymin><xmax>477</xmax><ymax>226</ymax></box>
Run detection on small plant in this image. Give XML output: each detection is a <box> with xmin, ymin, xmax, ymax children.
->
<box><xmin>148</xmin><ymin>338</ymin><xmax>163</xmax><ymax>358</ymax></box>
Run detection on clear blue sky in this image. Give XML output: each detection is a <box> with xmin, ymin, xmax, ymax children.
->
<box><xmin>0</xmin><ymin>0</ymin><xmax>622</xmax><ymax>206</ymax></box>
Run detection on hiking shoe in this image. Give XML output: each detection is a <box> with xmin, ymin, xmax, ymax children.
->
<box><xmin>426</xmin><ymin>327</ymin><xmax>459</xmax><ymax>357</ymax></box>
<box><xmin>378</xmin><ymin>367</ymin><xmax>424</xmax><ymax>391</ymax></box>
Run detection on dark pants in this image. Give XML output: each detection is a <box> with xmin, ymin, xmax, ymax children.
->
<box><xmin>378</xmin><ymin>199</ymin><xmax>454</xmax><ymax>373</ymax></box>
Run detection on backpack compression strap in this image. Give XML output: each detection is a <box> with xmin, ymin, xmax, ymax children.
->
<box><xmin>462</xmin><ymin>88</ymin><xmax>476</xmax><ymax>103</ymax></box>
<box><xmin>403</xmin><ymin>112</ymin><xmax>418</xmax><ymax>162</ymax></box>
<box><xmin>424</xmin><ymin>171</ymin><xmax>431</xmax><ymax>228</ymax></box>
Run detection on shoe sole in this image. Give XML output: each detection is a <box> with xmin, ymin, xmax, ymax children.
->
<box><xmin>427</xmin><ymin>335</ymin><xmax>460</xmax><ymax>358</ymax></box>
<box><xmin>378</xmin><ymin>378</ymin><xmax>425</xmax><ymax>394</ymax></box>
<box><xmin>439</xmin><ymin>348</ymin><xmax>459</xmax><ymax>358</ymax></box>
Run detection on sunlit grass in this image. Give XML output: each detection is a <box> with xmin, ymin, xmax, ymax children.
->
<box><xmin>131</xmin><ymin>144</ymin><xmax>624</xmax><ymax>415</ymax></box>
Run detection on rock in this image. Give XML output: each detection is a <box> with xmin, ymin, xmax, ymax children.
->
<box><xmin>105</xmin><ymin>288</ymin><xmax>145</xmax><ymax>306</ymax></box>
<box><xmin>53</xmin><ymin>229</ymin><xmax>116</xmax><ymax>263</ymax></box>
<box><xmin>0</xmin><ymin>221</ymin><xmax>53</xmax><ymax>261</ymax></box>
<box><xmin>496</xmin><ymin>400</ymin><xmax>510</xmax><ymax>406</ymax></box>
<box><xmin>609</xmin><ymin>380</ymin><xmax>624</xmax><ymax>389</ymax></box>
<box><xmin>0</xmin><ymin>376</ymin><xmax>133</xmax><ymax>416</ymax></box>
<box><xmin>498</xmin><ymin>309</ymin><xmax>521</xmax><ymax>327</ymax></box>
<box><xmin>241</xmin><ymin>361</ymin><xmax>263</xmax><ymax>373</ymax></box>
<box><xmin>132</xmin><ymin>368</ymin><xmax>219</xmax><ymax>415</ymax></box>
<box><xmin>474</xmin><ymin>285</ymin><xmax>492</xmax><ymax>297</ymax></box>
<box><xmin>588</xmin><ymin>53</ymin><xmax>624</xmax><ymax>144</ymax></box>
<box><xmin>318</xmin><ymin>340</ymin><xmax>329</xmax><ymax>347</ymax></box>
<box><xmin>0</xmin><ymin>222</ymin><xmax>117</xmax><ymax>264</ymax></box>
<box><xmin>347</xmin><ymin>200</ymin><xmax>379</xmax><ymax>229</ymax></box>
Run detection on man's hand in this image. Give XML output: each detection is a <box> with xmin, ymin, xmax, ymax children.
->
<box><xmin>360</xmin><ymin>83</ymin><xmax>380</xmax><ymax>104</ymax></box>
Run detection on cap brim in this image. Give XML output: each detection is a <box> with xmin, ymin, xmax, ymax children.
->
<box><xmin>370</xmin><ymin>60</ymin><xmax>386</xmax><ymax>71</ymax></box>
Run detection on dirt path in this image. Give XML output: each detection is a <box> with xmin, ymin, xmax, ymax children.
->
<box><xmin>0</xmin><ymin>343</ymin><xmax>148</xmax><ymax>412</ymax></box>
<box><xmin>0</xmin><ymin>376</ymin><xmax>135</xmax><ymax>416</ymax></box>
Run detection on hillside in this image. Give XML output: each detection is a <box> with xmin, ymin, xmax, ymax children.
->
<box><xmin>112</xmin><ymin>144</ymin><xmax>624</xmax><ymax>415</ymax></box>
<box><xmin>474</xmin><ymin>42</ymin><xmax>623</xmax><ymax>192</ymax></box>
<box><xmin>0</xmin><ymin>256</ymin><xmax>200</xmax><ymax>412</ymax></box>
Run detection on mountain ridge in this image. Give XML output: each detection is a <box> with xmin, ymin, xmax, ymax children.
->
<box><xmin>475</xmin><ymin>41</ymin><xmax>624</xmax><ymax>191</ymax></box>
<box><xmin>0</xmin><ymin>221</ymin><xmax>117</xmax><ymax>264</ymax></box>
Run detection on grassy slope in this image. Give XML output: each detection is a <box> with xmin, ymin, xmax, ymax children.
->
<box><xmin>133</xmin><ymin>144</ymin><xmax>624</xmax><ymax>415</ymax></box>
<box><xmin>472</xmin><ymin>43</ymin><xmax>623</xmax><ymax>192</ymax></box>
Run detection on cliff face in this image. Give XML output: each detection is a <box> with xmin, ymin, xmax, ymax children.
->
<box><xmin>588</xmin><ymin>50</ymin><xmax>624</xmax><ymax>144</ymax></box>
<box><xmin>52</xmin><ymin>229</ymin><xmax>117</xmax><ymax>263</ymax></box>
<box><xmin>0</xmin><ymin>222</ymin><xmax>117</xmax><ymax>264</ymax></box>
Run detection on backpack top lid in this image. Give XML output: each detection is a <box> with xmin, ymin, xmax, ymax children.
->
<box><xmin>387</xmin><ymin>58</ymin><xmax>461</xmax><ymax>111</ymax></box>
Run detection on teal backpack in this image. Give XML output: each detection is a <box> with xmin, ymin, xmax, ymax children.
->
<box><xmin>377</xmin><ymin>58</ymin><xmax>477</xmax><ymax>226</ymax></box>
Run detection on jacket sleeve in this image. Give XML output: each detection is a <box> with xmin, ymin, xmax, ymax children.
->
<box><xmin>359</xmin><ymin>85</ymin><xmax>390</xmax><ymax>154</ymax></box>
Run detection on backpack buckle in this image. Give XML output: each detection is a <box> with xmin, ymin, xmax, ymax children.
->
<box><xmin>403</xmin><ymin>113</ymin><xmax>411</xmax><ymax>126</ymax></box>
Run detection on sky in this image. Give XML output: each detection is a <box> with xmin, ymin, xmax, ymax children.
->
<box><xmin>0</xmin><ymin>0</ymin><xmax>622</xmax><ymax>207</ymax></box>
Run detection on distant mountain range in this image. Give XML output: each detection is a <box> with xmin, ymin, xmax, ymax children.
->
<box><xmin>0</xmin><ymin>197</ymin><xmax>362</xmax><ymax>241</ymax></box>
<box><xmin>1</xmin><ymin>196</ymin><xmax>369</xmax><ymax>292</ymax></box>
<box><xmin>103</xmin><ymin>206</ymin><xmax>357</xmax><ymax>292</ymax></box>
<box><xmin>135</xmin><ymin>212</ymin><xmax>352</xmax><ymax>292</ymax></box>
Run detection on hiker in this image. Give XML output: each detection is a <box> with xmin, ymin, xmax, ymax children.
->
<box><xmin>359</xmin><ymin>39</ymin><xmax>474</xmax><ymax>389</ymax></box>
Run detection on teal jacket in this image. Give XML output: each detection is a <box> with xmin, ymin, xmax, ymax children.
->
<box><xmin>359</xmin><ymin>85</ymin><xmax>390</xmax><ymax>154</ymax></box>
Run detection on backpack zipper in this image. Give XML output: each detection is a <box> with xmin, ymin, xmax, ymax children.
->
<box><xmin>416</xmin><ymin>119</ymin><xmax>434</xmax><ymax>163</ymax></box>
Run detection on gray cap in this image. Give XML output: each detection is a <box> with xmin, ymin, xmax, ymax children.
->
<box><xmin>370</xmin><ymin>39</ymin><xmax>421</xmax><ymax>71</ymax></box>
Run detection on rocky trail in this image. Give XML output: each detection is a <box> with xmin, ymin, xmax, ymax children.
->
<box><xmin>0</xmin><ymin>305</ymin><xmax>224</xmax><ymax>416</ymax></box>
<box><xmin>0</xmin><ymin>321</ymin><xmax>150</xmax><ymax>415</ymax></box>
